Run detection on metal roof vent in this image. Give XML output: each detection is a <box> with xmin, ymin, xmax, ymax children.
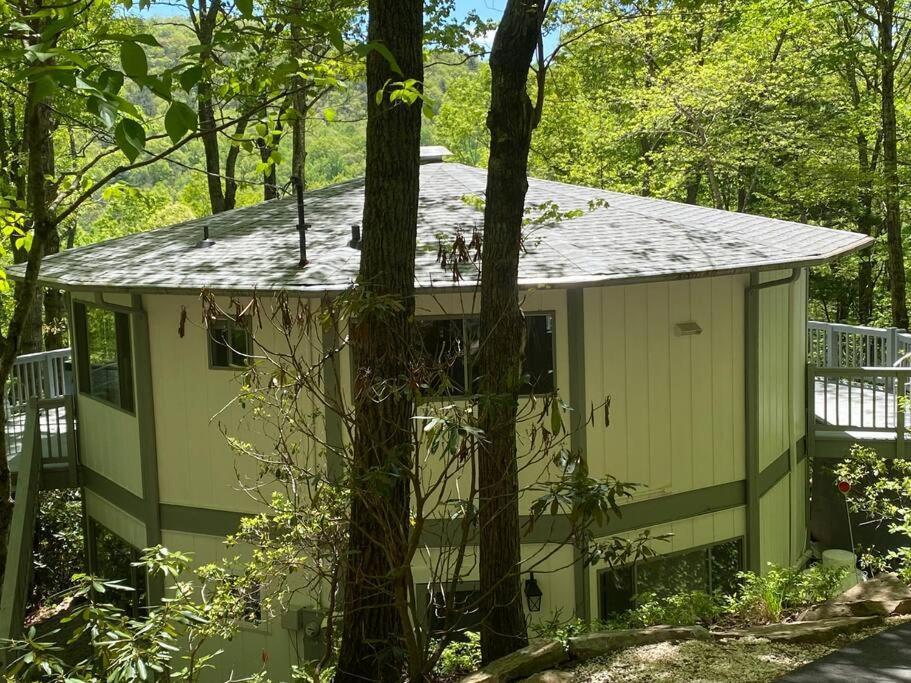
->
<box><xmin>349</xmin><ymin>224</ymin><xmax>361</xmax><ymax>250</ymax></box>
<box><xmin>420</xmin><ymin>145</ymin><xmax>452</xmax><ymax>164</ymax></box>
<box><xmin>195</xmin><ymin>225</ymin><xmax>215</xmax><ymax>248</ymax></box>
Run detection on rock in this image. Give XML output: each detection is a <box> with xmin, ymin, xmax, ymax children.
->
<box><xmin>520</xmin><ymin>671</ymin><xmax>574</xmax><ymax>683</ymax></box>
<box><xmin>567</xmin><ymin>625</ymin><xmax>711</xmax><ymax>662</ymax></box>
<box><xmin>460</xmin><ymin>639</ymin><xmax>568</xmax><ymax>683</ymax></box>
<box><xmin>800</xmin><ymin>573</ymin><xmax>911</xmax><ymax>621</ymax></box>
<box><xmin>712</xmin><ymin>616</ymin><xmax>882</xmax><ymax>644</ymax></box>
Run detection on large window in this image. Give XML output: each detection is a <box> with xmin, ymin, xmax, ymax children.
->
<box><xmin>415</xmin><ymin>313</ymin><xmax>555</xmax><ymax>396</ymax></box>
<box><xmin>74</xmin><ymin>302</ymin><xmax>134</xmax><ymax>412</ymax></box>
<box><xmin>598</xmin><ymin>538</ymin><xmax>743</xmax><ymax>619</ymax></box>
<box><xmin>208</xmin><ymin>317</ymin><xmax>252</xmax><ymax>369</ymax></box>
<box><xmin>91</xmin><ymin>521</ymin><xmax>147</xmax><ymax>618</ymax></box>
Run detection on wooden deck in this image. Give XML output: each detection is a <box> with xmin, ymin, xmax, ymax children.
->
<box><xmin>810</xmin><ymin>366</ymin><xmax>911</xmax><ymax>459</ymax></box>
<box><xmin>3</xmin><ymin>349</ymin><xmax>77</xmax><ymax>489</ymax></box>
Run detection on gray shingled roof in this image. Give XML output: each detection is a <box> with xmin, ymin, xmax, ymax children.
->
<box><xmin>20</xmin><ymin>161</ymin><xmax>872</xmax><ymax>294</ymax></box>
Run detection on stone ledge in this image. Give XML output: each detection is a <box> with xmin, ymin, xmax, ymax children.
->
<box><xmin>800</xmin><ymin>574</ymin><xmax>911</xmax><ymax>621</ymax></box>
<box><xmin>712</xmin><ymin>616</ymin><xmax>882</xmax><ymax>644</ymax></box>
<box><xmin>567</xmin><ymin>624</ymin><xmax>711</xmax><ymax>662</ymax></box>
<box><xmin>460</xmin><ymin>639</ymin><xmax>568</xmax><ymax>683</ymax></box>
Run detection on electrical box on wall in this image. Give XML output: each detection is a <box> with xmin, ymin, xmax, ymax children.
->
<box><xmin>281</xmin><ymin>608</ymin><xmax>324</xmax><ymax>639</ymax></box>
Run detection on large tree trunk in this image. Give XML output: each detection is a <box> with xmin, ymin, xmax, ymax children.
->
<box><xmin>334</xmin><ymin>0</ymin><xmax>423</xmax><ymax>678</ymax></box>
<box><xmin>880</xmin><ymin>0</ymin><xmax>908</xmax><ymax>328</ymax></box>
<box><xmin>197</xmin><ymin>80</ymin><xmax>226</xmax><ymax>214</ymax></box>
<box><xmin>290</xmin><ymin>0</ymin><xmax>308</xmax><ymax>183</ymax></box>
<box><xmin>857</xmin><ymin>131</ymin><xmax>877</xmax><ymax>324</ymax></box>
<box><xmin>478</xmin><ymin>0</ymin><xmax>542</xmax><ymax>664</ymax></box>
<box><xmin>194</xmin><ymin>0</ymin><xmax>226</xmax><ymax>214</ymax></box>
<box><xmin>0</xmin><ymin>69</ymin><xmax>57</xmax><ymax>589</ymax></box>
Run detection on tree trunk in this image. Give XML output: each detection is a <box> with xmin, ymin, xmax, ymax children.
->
<box><xmin>194</xmin><ymin>0</ymin><xmax>225</xmax><ymax>214</ymax></box>
<box><xmin>857</xmin><ymin>132</ymin><xmax>877</xmax><ymax>324</ymax></box>
<box><xmin>334</xmin><ymin>0</ymin><xmax>423</xmax><ymax>678</ymax></box>
<box><xmin>290</xmin><ymin>0</ymin><xmax>308</xmax><ymax>183</ymax></box>
<box><xmin>880</xmin><ymin>0</ymin><xmax>908</xmax><ymax>328</ymax></box>
<box><xmin>477</xmin><ymin>0</ymin><xmax>543</xmax><ymax>664</ymax></box>
<box><xmin>197</xmin><ymin>80</ymin><xmax>226</xmax><ymax>214</ymax></box>
<box><xmin>0</xmin><ymin>70</ymin><xmax>58</xmax><ymax>589</ymax></box>
<box><xmin>42</xmin><ymin>224</ymin><xmax>66</xmax><ymax>350</ymax></box>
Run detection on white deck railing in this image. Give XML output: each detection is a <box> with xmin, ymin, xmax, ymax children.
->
<box><xmin>807</xmin><ymin>321</ymin><xmax>911</xmax><ymax>368</ymax></box>
<box><xmin>7</xmin><ymin>347</ymin><xmax>72</xmax><ymax>413</ymax></box>
<box><xmin>4</xmin><ymin>348</ymin><xmax>74</xmax><ymax>471</ymax></box>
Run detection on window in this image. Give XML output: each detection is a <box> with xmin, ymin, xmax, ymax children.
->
<box><xmin>74</xmin><ymin>303</ymin><xmax>134</xmax><ymax>412</ymax></box>
<box><xmin>209</xmin><ymin>317</ymin><xmax>252</xmax><ymax>369</ymax></box>
<box><xmin>415</xmin><ymin>313</ymin><xmax>555</xmax><ymax>396</ymax></box>
<box><xmin>598</xmin><ymin>538</ymin><xmax>743</xmax><ymax>619</ymax></box>
<box><xmin>231</xmin><ymin>579</ymin><xmax>263</xmax><ymax>623</ymax></box>
<box><xmin>91</xmin><ymin>521</ymin><xmax>147</xmax><ymax>618</ymax></box>
<box><xmin>426</xmin><ymin>584</ymin><xmax>482</xmax><ymax>636</ymax></box>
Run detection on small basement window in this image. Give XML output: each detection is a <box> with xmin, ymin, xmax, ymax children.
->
<box><xmin>598</xmin><ymin>537</ymin><xmax>743</xmax><ymax>620</ymax></box>
<box><xmin>415</xmin><ymin>313</ymin><xmax>555</xmax><ymax>396</ymax></box>
<box><xmin>74</xmin><ymin>302</ymin><xmax>134</xmax><ymax>412</ymax></box>
<box><xmin>209</xmin><ymin>317</ymin><xmax>252</xmax><ymax>369</ymax></box>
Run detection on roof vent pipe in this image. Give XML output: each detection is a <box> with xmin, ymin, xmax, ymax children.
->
<box><xmin>290</xmin><ymin>175</ymin><xmax>308</xmax><ymax>268</ymax></box>
<box><xmin>195</xmin><ymin>225</ymin><xmax>215</xmax><ymax>248</ymax></box>
<box><xmin>349</xmin><ymin>224</ymin><xmax>361</xmax><ymax>250</ymax></box>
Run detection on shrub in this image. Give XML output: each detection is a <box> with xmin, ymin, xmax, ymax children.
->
<box><xmin>836</xmin><ymin>444</ymin><xmax>911</xmax><ymax>580</ymax></box>
<box><xmin>728</xmin><ymin>563</ymin><xmax>847</xmax><ymax>623</ymax></box>
<box><xmin>434</xmin><ymin>632</ymin><xmax>481</xmax><ymax>678</ymax></box>
<box><xmin>625</xmin><ymin>590</ymin><xmax>722</xmax><ymax>628</ymax></box>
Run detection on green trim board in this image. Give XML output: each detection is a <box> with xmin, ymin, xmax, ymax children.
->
<box><xmin>82</xmin><ymin>466</ymin><xmax>746</xmax><ymax>547</ymax></box>
<box><xmin>82</xmin><ymin>467</ymin><xmax>145</xmax><ymax>521</ymax></box>
<box><xmin>744</xmin><ymin>273</ymin><xmax>761</xmax><ymax>572</ymax></box>
<box><xmin>130</xmin><ymin>296</ymin><xmax>164</xmax><ymax>591</ymax></box>
<box><xmin>567</xmin><ymin>288</ymin><xmax>590</xmax><ymax>621</ymax></box>
<box><xmin>159</xmin><ymin>504</ymin><xmax>248</xmax><ymax>537</ymax></box>
<box><xmin>758</xmin><ymin>447</ymin><xmax>791</xmax><ymax>498</ymax></box>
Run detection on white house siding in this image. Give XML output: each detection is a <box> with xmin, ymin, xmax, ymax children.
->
<box><xmin>72</xmin><ymin>292</ymin><xmax>143</xmax><ymax>498</ymax></box>
<box><xmin>582</xmin><ymin>275</ymin><xmax>747</xmax><ymax>497</ymax></box>
<box><xmin>144</xmin><ymin>294</ymin><xmax>326</xmax><ymax>514</ymax></box>
<box><xmin>759</xmin><ymin>477</ymin><xmax>792</xmax><ymax>569</ymax></box>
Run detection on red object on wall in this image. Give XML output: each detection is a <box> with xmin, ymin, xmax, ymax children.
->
<box><xmin>837</xmin><ymin>480</ymin><xmax>851</xmax><ymax>494</ymax></box>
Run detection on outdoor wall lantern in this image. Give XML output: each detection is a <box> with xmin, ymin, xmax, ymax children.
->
<box><xmin>524</xmin><ymin>572</ymin><xmax>543</xmax><ymax>612</ymax></box>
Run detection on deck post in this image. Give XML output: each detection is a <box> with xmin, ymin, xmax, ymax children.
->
<box><xmin>826</xmin><ymin>325</ymin><xmax>837</xmax><ymax>367</ymax></box>
<box><xmin>897</xmin><ymin>373</ymin><xmax>906</xmax><ymax>460</ymax></box>
<box><xmin>0</xmin><ymin>400</ymin><xmax>41</xmax><ymax>652</ymax></box>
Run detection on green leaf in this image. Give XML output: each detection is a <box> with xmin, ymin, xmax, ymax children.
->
<box><xmin>323</xmin><ymin>107</ymin><xmax>336</xmax><ymax>122</ymax></box>
<box><xmin>164</xmin><ymin>101</ymin><xmax>197</xmax><ymax>143</ymax></box>
<box><xmin>235</xmin><ymin>0</ymin><xmax>253</xmax><ymax>16</ymax></box>
<box><xmin>114</xmin><ymin>118</ymin><xmax>146</xmax><ymax>162</ymax></box>
<box><xmin>98</xmin><ymin>69</ymin><xmax>124</xmax><ymax>95</ymax></box>
<box><xmin>120</xmin><ymin>41</ymin><xmax>148</xmax><ymax>79</ymax></box>
<box><xmin>179</xmin><ymin>65</ymin><xmax>203</xmax><ymax>92</ymax></box>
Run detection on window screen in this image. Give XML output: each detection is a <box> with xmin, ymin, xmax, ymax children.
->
<box><xmin>74</xmin><ymin>302</ymin><xmax>134</xmax><ymax>412</ymax></box>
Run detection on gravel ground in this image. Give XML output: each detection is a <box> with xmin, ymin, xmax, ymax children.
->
<box><xmin>566</xmin><ymin>619</ymin><xmax>911</xmax><ymax>683</ymax></box>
